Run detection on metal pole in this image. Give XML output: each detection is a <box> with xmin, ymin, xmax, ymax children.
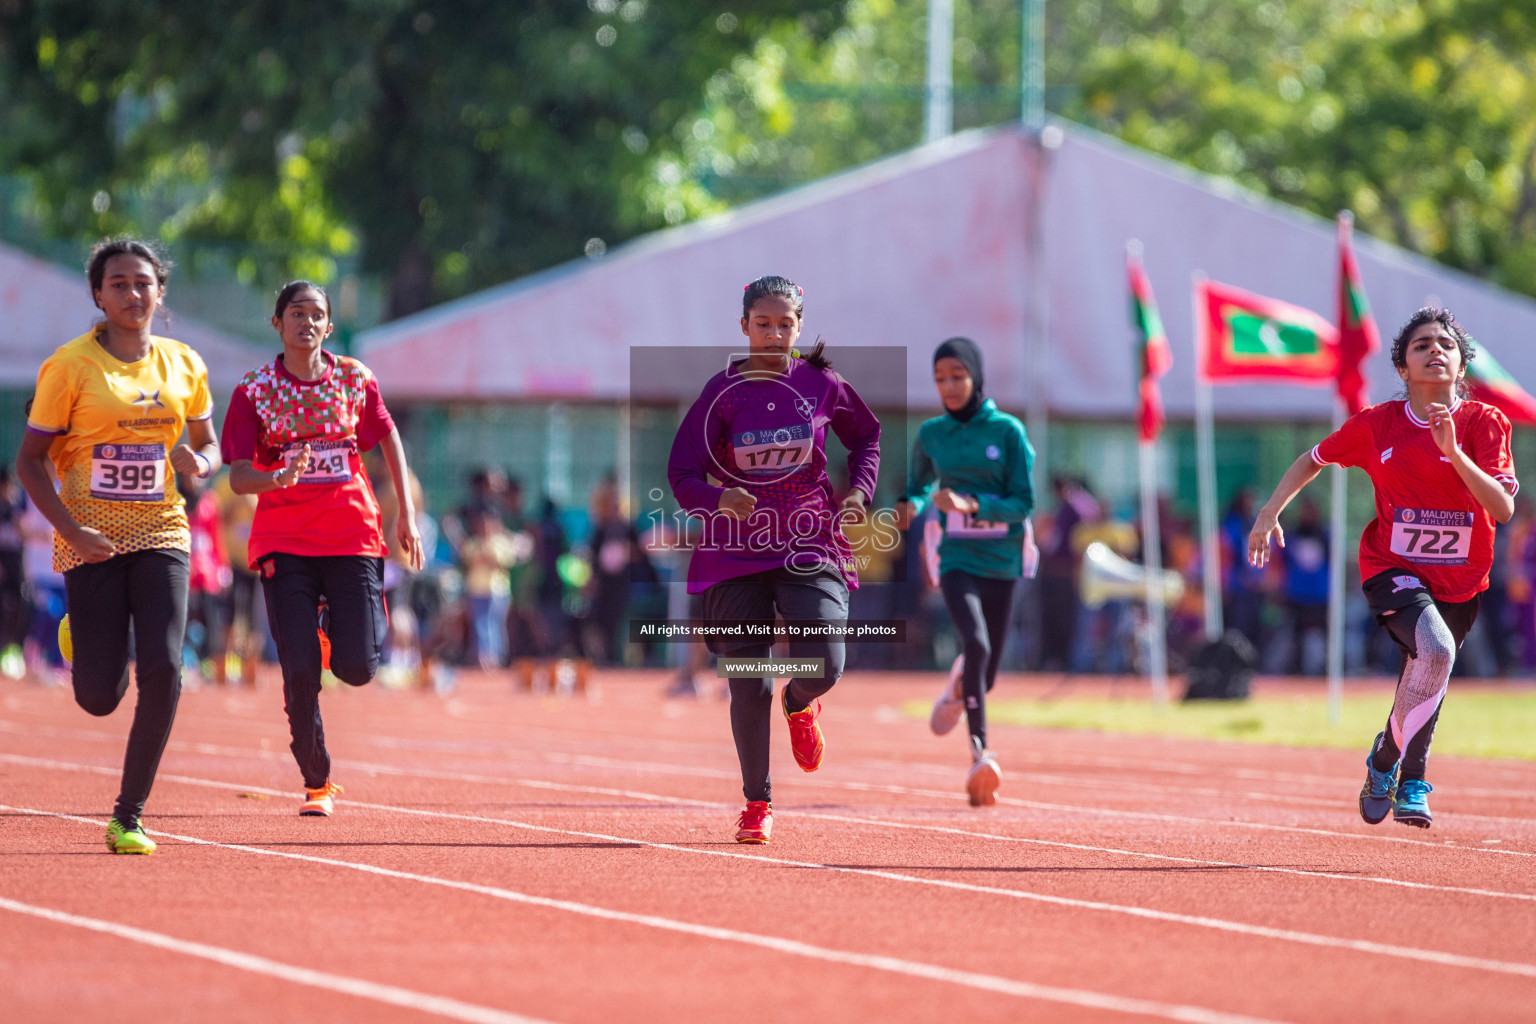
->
<box><xmin>1139</xmin><ymin>438</ymin><xmax>1169</xmax><ymax>703</ymax></box>
<box><xmin>1326</xmin><ymin>408</ymin><xmax>1348</xmax><ymax>723</ymax></box>
<box><xmin>925</xmin><ymin>0</ymin><xmax>954</xmax><ymax>143</ymax></box>
<box><xmin>616</xmin><ymin>401</ymin><xmax>632</xmax><ymax>519</ymax></box>
<box><xmin>1192</xmin><ymin>274</ymin><xmax>1223</xmax><ymax>639</ymax></box>
<box><xmin>1021</xmin><ymin>0</ymin><xmax>1045</xmax><ymax>128</ymax></box>
<box><xmin>1023</xmin><ymin>131</ymin><xmax>1049</xmax><ymax>490</ymax></box>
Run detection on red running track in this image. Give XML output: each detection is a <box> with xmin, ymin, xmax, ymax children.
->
<box><xmin>1</xmin><ymin>669</ymin><xmax>1534</xmax><ymax>1023</ymax></box>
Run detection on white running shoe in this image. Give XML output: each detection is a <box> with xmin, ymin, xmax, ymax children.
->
<box><xmin>929</xmin><ymin>655</ymin><xmax>965</xmax><ymax>736</ymax></box>
<box><xmin>966</xmin><ymin>736</ymin><xmax>1001</xmax><ymax>807</ymax></box>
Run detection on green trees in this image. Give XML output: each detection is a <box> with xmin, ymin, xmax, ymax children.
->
<box><xmin>5</xmin><ymin>0</ymin><xmax>1536</xmax><ymax>315</ymax></box>
<box><xmin>680</xmin><ymin>0</ymin><xmax>1536</xmax><ymax>299</ymax></box>
<box><xmin>0</xmin><ymin>1</ymin><xmax>836</xmax><ymax>316</ymax></box>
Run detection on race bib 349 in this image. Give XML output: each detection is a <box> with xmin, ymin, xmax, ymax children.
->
<box><xmin>283</xmin><ymin>439</ymin><xmax>354</xmax><ymax>485</ymax></box>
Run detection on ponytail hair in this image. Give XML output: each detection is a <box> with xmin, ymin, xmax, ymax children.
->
<box><xmin>798</xmin><ymin>338</ymin><xmax>831</xmax><ymax>370</ymax></box>
<box><xmin>742</xmin><ymin>274</ymin><xmax>832</xmax><ymax>370</ymax></box>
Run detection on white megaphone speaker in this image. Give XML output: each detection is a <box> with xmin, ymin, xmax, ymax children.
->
<box><xmin>1079</xmin><ymin>541</ymin><xmax>1185</xmax><ymax>610</ymax></box>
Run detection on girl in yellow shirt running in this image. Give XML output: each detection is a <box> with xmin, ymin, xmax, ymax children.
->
<box><xmin>15</xmin><ymin>239</ymin><xmax>221</xmax><ymax>855</ymax></box>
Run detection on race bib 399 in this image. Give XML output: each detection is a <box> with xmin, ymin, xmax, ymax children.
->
<box><xmin>89</xmin><ymin>443</ymin><xmax>165</xmax><ymax>501</ymax></box>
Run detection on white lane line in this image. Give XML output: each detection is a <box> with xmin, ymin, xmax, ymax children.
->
<box><xmin>8</xmin><ymin>735</ymin><xmax>1536</xmax><ymax>898</ymax></box>
<box><xmin>842</xmin><ymin>749</ymin><xmax>1536</xmax><ymax>801</ymax></box>
<box><xmin>127</xmin><ymin>745</ymin><xmax>1536</xmax><ymax>904</ymax></box>
<box><xmin>0</xmin><ymin>892</ymin><xmax>556</xmax><ymax>1024</ymax></box>
<box><xmin>524</xmin><ymin>748</ymin><xmax>1536</xmax><ymax>839</ymax></box>
<box><xmin>5</xmin><ymin>806</ymin><xmax>1290</xmax><ymax>1024</ymax></box>
<box><xmin>10</xmin><ymin>710</ymin><xmax>1535</xmax><ymax>824</ymax></box>
<box><xmin>8</xmin><ymin>763</ymin><xmax>1536</xmax><ymax>980</ymax></box>
<box><xmin>6</xmin><ymin>724</ymin><xmax>1536</xmax><ymax>866</ymax></box>
<box><xmin>320</xmin><ymin>708</ymin><xmax>1536</xmax><ymax>799</ymax></box>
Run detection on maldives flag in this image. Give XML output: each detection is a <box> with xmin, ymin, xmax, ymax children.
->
<box><xmin>1467</xmin><ymin>342</ymin><xmax>1536</xmax><ymax>426</ymax></box>
<box><xmin>1336</xmin><ymin>212</ymin><xmax>1380</xmax><ymax>414</ymax></box>
<box><xmin>1128</xmin><ymin>246</ymin><xmax>1173</xmax><ymax>442</ymax></box>
<box><xmin>1195</xmin><ymin>278</ymin><xmax>1339</xmax><ymax>384</ymax></box>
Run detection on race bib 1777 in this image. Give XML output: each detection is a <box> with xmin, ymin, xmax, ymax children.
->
<box><xmin>1389</xmin><ymin>507</ymin><xmax>1472</xmax><ymax>566</ymax></box>
<box><xmin>733</xmin><ymin>424</ymin><xmax>813</xmax><ymax>476</ymax></box>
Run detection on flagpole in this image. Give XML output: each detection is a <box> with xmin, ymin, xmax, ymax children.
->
<box><xmin>1193</xmin><ymin>273</ymin><xmax>1223</xmax><ymax>640</ymax></box>
<box><xmin>1139</xmin><ymin>437</ymin><xmax>1169</xmax><ymax>703</ymax></box>
<box><xmin>1326</xmin><ymin>411</ymin><xmax>1346</xmax><ymax>724</ymax></box>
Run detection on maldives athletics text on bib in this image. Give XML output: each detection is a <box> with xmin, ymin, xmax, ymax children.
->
<box><xmin>89</xmin><ymin>443</ymin><xmax>166</xmax><ymax>501</ymax></box>
<box><xmin>1389</xmin><ymin>506</ymin><xmax>1473</xmax><ymax>566</ymax></box>
<box><xmin>733</xmin><ymin>424</ymin><xmax>813</xmax><ymax>478</ymax></box>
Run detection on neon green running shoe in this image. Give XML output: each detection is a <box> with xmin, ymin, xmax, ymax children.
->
<box><xmin>105</xmin><ymin>818</ymin><xmax>156</xmax><ymax>855</ymax></box>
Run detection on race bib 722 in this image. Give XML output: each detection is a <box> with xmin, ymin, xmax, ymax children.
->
<box><xmin>1389</xmin><ymin>507</ymin><xmax>1472</xmax><ymax>566</ymax></box>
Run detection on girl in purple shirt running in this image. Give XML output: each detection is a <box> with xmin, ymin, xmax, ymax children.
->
<box><xmin>668</xmin><ymin>275</ymin><xmax>881</xmax><ymax>844</ymax></box>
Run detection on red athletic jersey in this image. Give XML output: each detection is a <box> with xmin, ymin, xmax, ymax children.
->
<box><xmin>1312</xmin><ymin>399</ymin><xmax>1517</xmax><ymax>602</ymax></box>
<box><xmin>220</xmin><ymin>353</ymin><xmax>395</xmax><ymax>567</ymax></box>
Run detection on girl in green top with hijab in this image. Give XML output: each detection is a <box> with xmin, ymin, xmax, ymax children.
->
<box><xmin>897</xmin><ymin>338</ymin><xmax>1035</xmax><ymax>805</ymax></box>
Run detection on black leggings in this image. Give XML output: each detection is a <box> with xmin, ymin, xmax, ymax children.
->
<box><xmin>64</xmin><ymin>548</ymin><xmax>189</xmax><ymax>826</ymax></box>
<box><xmin>703</xmin><ymin>568</ymin><xmax>848</xmax><ymax>803</ymax></box>
<box><xmin>939</xmin><ymin>570</ymin><xmax>1017</xmax><ymax>750</ymax></box>
<box><xmin>259</xmin><ymin>553</ymin><xmax>387</xmax><ymax>789</ymax></box>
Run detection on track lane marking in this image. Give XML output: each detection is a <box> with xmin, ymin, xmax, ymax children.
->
<box><xmin>0</xmin><ymin>892</ymin><xmax>557</xmax><ymax>1024</ymax></box>
<box><xmin>10</xmin><ymin>705</ymin><xmax>1535</xmax><ymax>807</ymax></box>
<box><xmin>6</xmin><ymin>723</ymin><xmax>1536</xmax><ymax>861</ymax></box>
<box><xmin>138</xmin><ymin>747</ymin><xmax>1536</xmax><ymax>902</ymax></box>
<box><xmin>7</xmin><ymin>764</ymin><xmax>1536</xmax><ymax>980</ymax></box>
<box><xmin>2</xmin><ymin>805</ymin><xmax>1291</xmax><ymax>1024</ymax></box>
<box><xmin>10</xmin><ymin>736</ymin><xmax>1536</xmax><ymax>894</ymax></box>
<box><xmin>8</xmin><ymin>710</ymin><xmax>1535</xmax><ymax>821</ymax></box>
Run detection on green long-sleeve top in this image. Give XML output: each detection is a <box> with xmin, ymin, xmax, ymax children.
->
<box><xmin>903</xmin><ymin>399</ymin><xmax>1035</xmax><ymax>579</ymax></box>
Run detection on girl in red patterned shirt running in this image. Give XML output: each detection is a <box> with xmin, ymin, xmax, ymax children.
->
<box><xmin>1249</xmin><ymin>308</ymin><xmax>1516</xmax><ymax>829</ymax></box>
<box><xmin>221</xmin><ymin>281</ymin><xmax>424</xmax><ymax>817</ymax></box>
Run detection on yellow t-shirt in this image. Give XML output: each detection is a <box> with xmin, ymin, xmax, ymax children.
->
<box><xmin>27</xmin><ymin>331</ymin><xmax>213</xmax><ymax>572</ymax></box>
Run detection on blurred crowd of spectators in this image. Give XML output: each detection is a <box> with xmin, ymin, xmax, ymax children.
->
<box><xmin>3</xmin><ymin>462</ymin><xmax>1532</xmax><ymax>689</ymax></box>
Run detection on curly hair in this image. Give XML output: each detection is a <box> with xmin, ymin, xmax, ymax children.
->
<box><xmin>1390</xmin><ymin>307</ymin><xmax>1474</xmax><ymax>400</ymax></box>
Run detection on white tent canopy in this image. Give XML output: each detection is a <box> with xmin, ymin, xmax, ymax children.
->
<box><xmin>0</xmin><ymin>242</ymin><xmax>264</xmax><ymax>393</ymax></box>
<box><xmin>357</xmin><ymin>122</ymin><xmax>1536</xmax><ymax>416</ymax></box>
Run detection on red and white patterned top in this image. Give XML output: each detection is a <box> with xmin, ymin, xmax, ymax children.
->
<box><xmin>220</xmin><ymin>352</ymin><xmax>395</xmax><ymax>567</ymax></box>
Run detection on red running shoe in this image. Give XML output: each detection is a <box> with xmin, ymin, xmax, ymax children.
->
<box><xmin>782</xmin><ymin>686</ymin><xmax>825</xmax><ymax>772</ymax></box>
<box><xmin>735</xmin><ymin>801</ymin><xmax>772</xmax><ymax>844</ymax></box>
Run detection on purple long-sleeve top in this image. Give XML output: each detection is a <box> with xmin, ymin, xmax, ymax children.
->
<box><xmin>668</xmin><ymin>357</ymin><xmax>881</xmax><ymax>593</ymax></box>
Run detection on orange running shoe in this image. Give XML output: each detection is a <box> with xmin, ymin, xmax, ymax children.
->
<box><xmin>782</xmin><ymin>686</ymin><xmax>825</xmax><ymax>772</ymax></box>
<box><xmin>300</xmin><ymin>781</ymin><xmax>344</xmax><ymax>817</ymax></box>
<box><xmin>735</xmin><ymin>800</ymin><xmax>772</xmax><ymax>844</ymax></box>
<box><xmin>966</xmin><ymin>736</ymin><xmax>1001</xmax><ymax>807</ymax></box>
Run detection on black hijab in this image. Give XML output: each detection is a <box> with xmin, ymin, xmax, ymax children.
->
<box><xmin>933</xmin><ymin>336</ymin><xmax>985</xmax><ymax>423</ymax></box>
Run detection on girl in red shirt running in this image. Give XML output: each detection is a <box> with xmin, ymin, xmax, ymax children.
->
<box><xmin>221</xmin><ymin>282</ymin><xmax>424</xmax><ymax>816</ymax></box>
<box><xmin>1250</xmin><ymin>308</ymin><xmax>1516</xmax><ymax>829</ymax></box>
